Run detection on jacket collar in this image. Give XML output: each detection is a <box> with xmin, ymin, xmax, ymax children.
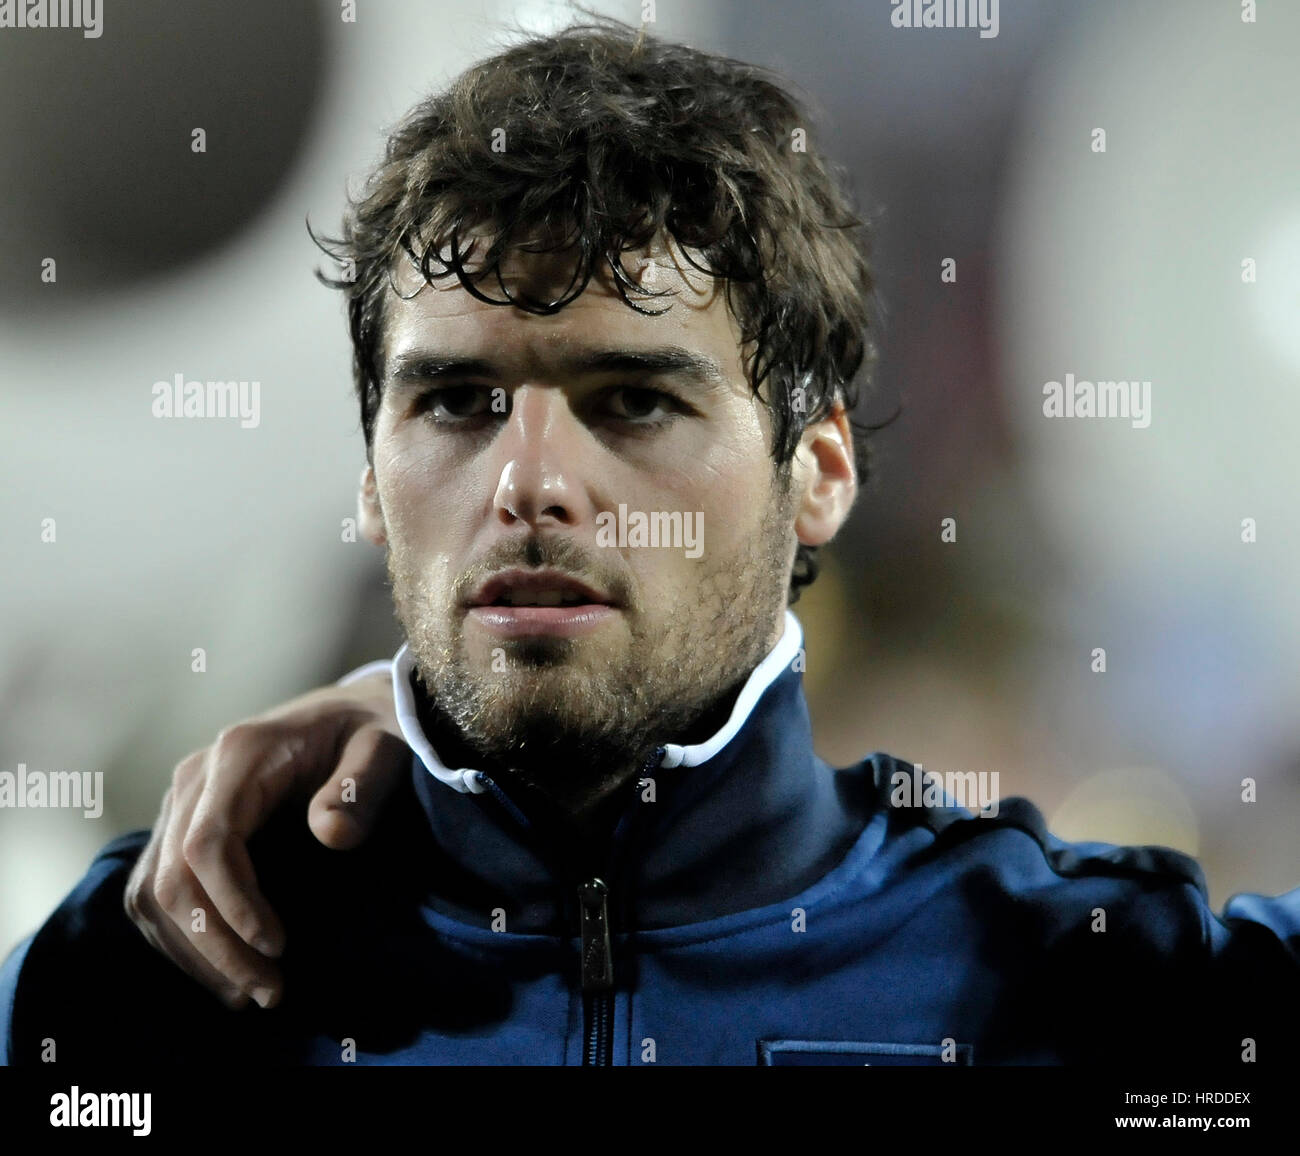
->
<box><xmin>392</xmin><ymin>609</ymin><xmax>806</xmax><ymax>792</ymax></box>
<box><xmin>386</xmin><ymin>609</ymin><xmax>869</xmax><ymax>931</ymax></box>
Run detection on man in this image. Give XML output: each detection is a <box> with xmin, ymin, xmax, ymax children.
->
<box><xmin>2</xmin><ymin>18</ymin><xmax>1297</xmax><ymax>1067</ymax></box>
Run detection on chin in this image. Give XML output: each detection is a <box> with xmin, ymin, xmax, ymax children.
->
<box><xmin>495</xmin><ymin>635</ymin><xmax>580</xmax><ymax>665</ymax></box>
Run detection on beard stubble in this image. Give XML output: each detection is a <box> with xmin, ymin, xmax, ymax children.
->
<box><xmin>387</xmin><ymin>468</ymin><xmax>799</xmax><ymax>819</ymax></box>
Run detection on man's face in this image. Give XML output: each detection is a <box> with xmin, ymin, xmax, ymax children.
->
<box><xmin>366</xmin><ymin>236</ymin><xmax>799</xmax><ymax>788</ymax></box>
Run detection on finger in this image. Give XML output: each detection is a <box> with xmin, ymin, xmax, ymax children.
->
<box><xmin>184</xmin><ymin>822</ymin><xmax>287</xmax><ymax>960</ymax></box>
<box><xmin>182</xmin><ymin>725</ymin><xmax>304</xmax><ymax>956</ymax></box>
<box><xmin>137</xmin><ymin>776</ymin><xmax>277</xmax><ymax>1007</ymax></box>
<box><xmin>156</xmin><ymin>807</ymin><xmax>285</xmax><ymax>1005</ymax></box>
<box><xmin>127</xmin><ymin>756</ymin><xmax>206</xmax><ymax>943</ymax></box>
<box><xmin>124</xmin><ymin>782</ymin><xmax>174</xmax><ymax>931</ymax></box>
<box><xmin>308</xmin><ymin>726</ymin><xmax>411</xmax><ymax>850</ymax></box>
<box><xmin>133</xmin><ymin>879</ymin><xmax>256</xmax><ymax>1010</ymax></box>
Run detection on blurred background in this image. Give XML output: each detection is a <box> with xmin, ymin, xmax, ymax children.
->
<box><xmin>3</xmin><ymin>0</ymin><xmax>1298</xmax><ymax>963</ymax></box>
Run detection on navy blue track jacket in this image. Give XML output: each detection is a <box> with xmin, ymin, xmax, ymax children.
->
<box><xmin>3</xmin><ymin>611</ymin><xmax>1298</xmax><ymax>1066</ymax></box>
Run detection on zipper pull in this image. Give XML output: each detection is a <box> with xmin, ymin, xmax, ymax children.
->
<box><xmin>578</xmin><ymin>878</ymin><xmax>613</xmax><ymax>991</ymax></box>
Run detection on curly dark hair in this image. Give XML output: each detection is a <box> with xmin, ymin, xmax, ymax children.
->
<box><xmin>313</xmin><ymin>14</ymin><xmax>882</xmax><ymax>605</ymax></box>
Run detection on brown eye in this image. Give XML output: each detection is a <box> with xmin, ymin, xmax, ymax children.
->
<box><xmin>420</xmin><ymin>386</ymin><xmax>492</xmax><ymax>422</ymax></box>
<box><xmin>606</xmin><ymin>386</ymin><xmax>673</xmax><ymax>423</ymax></box>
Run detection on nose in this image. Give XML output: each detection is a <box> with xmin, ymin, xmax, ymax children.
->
<box><xmin>491</xmin><ymin>384</ymin><xmax>595</xmax><ymax>531</ymax></box>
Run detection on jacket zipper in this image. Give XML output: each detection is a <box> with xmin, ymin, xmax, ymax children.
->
<box><xmin>478</xmin><ymin>746</ymin><xmax>665</xmax><ymax>1066</ymax></box>
<box><xmin>580</xmin><ymin>744</ymin><xmax>665</xmax><ymax>1066</ymax></box>
<box><xmin>579</xmin><ymin>878</ymin><xmax>613</xmax><ymax>1065</ymax></box>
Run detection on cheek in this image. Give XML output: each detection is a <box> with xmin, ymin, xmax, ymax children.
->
<box><xmin>652</xmin><ymin>395</ymin><xmax>766</xmax><ymax>494</ymax></box>
<box><xmin>672</xmin><ymin>423</ymin><xmax>772</xmax><ymax>524</ymax></box>
<box><xmin>375</xmin><ymin>438</ymin><xmax>476</xmax><ymax>551</ymax></box>
<box><xmin>627</xmin><ymin>445</ymin><xmax>775</xmax><ymax>599</ymax></box>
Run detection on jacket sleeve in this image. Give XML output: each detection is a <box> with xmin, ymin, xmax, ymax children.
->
<box><xmin>0</xmin><ymin>831</ymin><xmax>161</xmax><ymax>1067</ymax></box>
<box><xmin>1217</xmin><ymin>890</ymin><xmax>1300</xmax><ymax>958</ymax></box>
<box><xmin>1125</xmin><ymin>878</ymin><xmax>1300</xmax><ymax>1068</ymax></box>
<box><xmin>0</xmin><ymin>932</ymin><xmax>37</xmax><ymax>1065</ymax></box>
<box><xmin>1205</xmin><ymin>886</ymin><xmax>1300</xmax><ymax>1038</ymax></box>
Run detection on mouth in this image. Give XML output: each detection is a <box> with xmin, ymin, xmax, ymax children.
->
<box><xmin>465</xmin><ymin>569</ymin><xmax>620</xmax><ymax>638</ymax></box>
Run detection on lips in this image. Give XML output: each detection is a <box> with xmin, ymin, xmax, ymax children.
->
<box><xmin>465</xmin><ymin>569</ymin><xmax>619</xmax><ymax>640</ymax></box>
<box><xmin>466</xmin><ymin>569</ymin><xmax>614</xmax><ymax>609</ymax></box>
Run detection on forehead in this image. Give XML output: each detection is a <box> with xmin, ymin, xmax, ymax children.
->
<box><xmin>379</xmin><ymin>234</ymin><xmax>746</xmax><ymax>372</ymax></box>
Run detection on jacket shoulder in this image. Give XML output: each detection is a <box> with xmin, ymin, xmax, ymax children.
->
<box><xmin>861</xmin><ymin>754</ymin><xmax>1300</xmax><ymax>1060</ymax></box>
<box><xmin>864</xmin><ymin>753</ymin><xmax>1299</xmax><ymax>958</ymax></box>
<box><xmin>0</xmin><ymin>830</ymin><xmax>252</xmax><ymax>1066</ymax></box>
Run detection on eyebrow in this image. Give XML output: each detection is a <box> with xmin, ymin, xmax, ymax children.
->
<box><xmin>384</xmin><ymin>346</ymin><xmax>730</xmax><ymax>393</ymax></box>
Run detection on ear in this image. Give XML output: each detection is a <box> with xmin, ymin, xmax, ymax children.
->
<box><xmin>358</xmin><ymin>463</ymin><xmax>387</xmax><ymax>546</ymax></box>
<box><xmin>791</xmin><ymin>399</ymin><xmax>857</xmax><ymax>548</ymax></box>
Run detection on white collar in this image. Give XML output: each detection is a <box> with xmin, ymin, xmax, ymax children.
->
<box><xmin>389</xmin><ymin>608</ymin><xmax>804</xmax><ymax>794</ymax></box>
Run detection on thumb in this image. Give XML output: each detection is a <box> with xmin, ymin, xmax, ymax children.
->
<box><xmin>307</xmin><ymin>727</ymin><xmax>410</xmax><ymax>849</ymax></box>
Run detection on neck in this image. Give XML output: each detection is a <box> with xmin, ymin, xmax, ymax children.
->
<box><xmin>413</xmin><ymin>672</ymin><xmax>749</xmax><ymax>841</ymax></box>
